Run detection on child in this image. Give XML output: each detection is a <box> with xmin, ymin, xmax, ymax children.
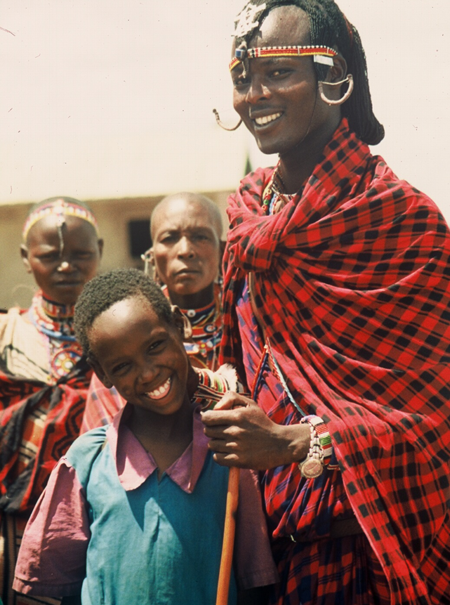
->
<box><xmin>12</xmin><ymin>268</ymin><xmax>277</xmax><ymax>605</ymax></box>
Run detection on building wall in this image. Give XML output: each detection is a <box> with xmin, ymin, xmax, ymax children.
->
<box><xmin>0</xmin><ymin>191</ymin><xmax>231</xmax><ymax>310</ymax></box>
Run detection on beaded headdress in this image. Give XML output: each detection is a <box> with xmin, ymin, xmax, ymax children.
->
<box><xmin>230</xmin><ymin>1</ymin><xmax>337</xmax><ymax>75</ymax></box>
<box><xmin>22</xmin><ymin>198</ymin><xmax>99</xmax><ymax>241</ymax></box>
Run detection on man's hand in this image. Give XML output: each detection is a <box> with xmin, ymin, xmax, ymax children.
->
<box><xmin>201</xmin><ymin>392</ymin><xmax>310</xmax><ymax>470</ymax></box>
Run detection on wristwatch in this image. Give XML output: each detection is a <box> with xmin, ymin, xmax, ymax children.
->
<box><xmin>298</xmin><ymin>416</ymin><xmax>329</xmax><ymax>479</ymax></box>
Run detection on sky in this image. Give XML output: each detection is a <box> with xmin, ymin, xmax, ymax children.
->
<box><xmin>1</xmin><ymin>1</ymin><xmax>449</xmax><ymax>220</ymax></box>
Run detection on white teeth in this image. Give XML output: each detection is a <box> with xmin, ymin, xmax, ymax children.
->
<box><xmin>254</xmin><ymin>112</ymin><xmax>281</xmax><ymax>126</ymax></box>
<box><xmin>146</xmin><ymin>377</ymin><xmax>171</xmax><ymax>399</ymax></box>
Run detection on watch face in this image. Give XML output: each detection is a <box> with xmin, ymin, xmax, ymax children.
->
<box><xmin>300</xmin><ymin>458</ymin><xmax>323</xmax><ymax>479</ymax></box>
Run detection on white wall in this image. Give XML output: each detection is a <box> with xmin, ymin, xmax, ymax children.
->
<box><xmin>1</xmin><ymin>1</ymin><xmax>449</xmax><ymax>221</ymax></box>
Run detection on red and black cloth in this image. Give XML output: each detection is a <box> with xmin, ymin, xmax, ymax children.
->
<box><xmin>221</xmin><ymin>119</ymin><xmax>450</xmax><ymax>604</ymax></box>
<box><xmin>0</xmin><ymin>358</ymin><xmax>91</xmax><ymax>515</ymax></box>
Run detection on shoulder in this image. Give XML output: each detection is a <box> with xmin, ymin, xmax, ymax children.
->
<box><xmin>66</xmin><ymin>426</ymin><xmax>108</xmax><ymax>466</ymax></box>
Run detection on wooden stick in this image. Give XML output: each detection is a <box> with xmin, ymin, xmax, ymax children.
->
<box><xmin>216</xmin><ymin>466</ymin><xmax>240</xmax><ymax>605</ymax></box>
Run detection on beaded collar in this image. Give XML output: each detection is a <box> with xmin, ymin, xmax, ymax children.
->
<box><xmin>28</xmin><ymin>291</ymin><xmax>77</xmax><ymax>342</ymax></box>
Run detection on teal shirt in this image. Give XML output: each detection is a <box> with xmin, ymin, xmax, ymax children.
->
<box><xmin>67</xmin><ymin>427</ymin><xmax>237</xmax><ymax>605</ymax></box>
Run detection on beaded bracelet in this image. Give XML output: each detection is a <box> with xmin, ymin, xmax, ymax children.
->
<box><xmin>298</xmin><ymin>416</ymin><xmax>334</xmax><ymax>478</ymax></box>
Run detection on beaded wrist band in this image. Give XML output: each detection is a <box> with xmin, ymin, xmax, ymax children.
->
<box><xmin>298</xmin><ymin>416</ymin><xmax>334</xmax><ymax>478</ymax></box>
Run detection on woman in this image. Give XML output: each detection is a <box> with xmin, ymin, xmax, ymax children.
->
<box><xmin>0</xmin><ymin>197</ymin><xmax>103</xmax><ymax>605</ymax></box>
<box><xmin>202</xmin><ymin>1</ymin><xmax>450</xmax><ymax>604</ymax></box>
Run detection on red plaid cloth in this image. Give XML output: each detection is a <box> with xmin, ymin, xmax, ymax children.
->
<box><xmin>220</xmin><ymin>119</ymin><xmax>450</xmax><ymax>604</ymax></box>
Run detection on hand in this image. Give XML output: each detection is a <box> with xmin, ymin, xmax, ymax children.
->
<box><xmin>201</xmin><ymin>392</ymin><xmax>310</xmax><ymax>469</ymax></box>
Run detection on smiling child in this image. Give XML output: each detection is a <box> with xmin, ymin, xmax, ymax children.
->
<box><xmin>12</xmin><ymin>268</ymin><xmax>277</xmax><ymax>605</ymax></box>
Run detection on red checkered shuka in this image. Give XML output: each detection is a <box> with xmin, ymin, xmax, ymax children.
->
<box><xmin>220</xmin><ymin>119</ymin><xmax>450</xmax><ymax>604</ymax></box>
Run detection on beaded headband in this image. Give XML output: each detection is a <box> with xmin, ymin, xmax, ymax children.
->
<box><xmin>229</xmin><ymin>44</ymin><xmax>337</xmax><ymax>72</ymax></box>
<box><xmin>22</xmin><ymin>199</ymin><xmax>99</xmax><ymax>240</ymax></box>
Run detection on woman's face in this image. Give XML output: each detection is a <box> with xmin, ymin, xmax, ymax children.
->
<box><xmin>231</xmin><ymin>6</ymin><xmax>338</xmax><ymax>159</ymax></box>
<box><xmin>21</xmin><ymin>214</ymin><xmax>103</xmax><ymax>306</ymax></box>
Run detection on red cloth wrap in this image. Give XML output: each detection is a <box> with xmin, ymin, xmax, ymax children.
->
<box><xmin>220</xmin><ymin>119</ymin><xmax>450</xmax><ymax>603</ymax></box>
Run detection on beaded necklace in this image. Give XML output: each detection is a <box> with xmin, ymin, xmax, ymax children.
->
<box><xmin>28</xmin><ymin>291</ymin><xmax>83</xmax><ymax>382</ymax></box>
<box><xmin>262</xmin><ymin>163</ymin><xmax>294</xmax><ymax>215</ymax></box>
<box><xmin>181</xmin><ymin>284</ymin><xmax>222</xmax><ymax>367</ymax></box>
<box><xmin>162</xmin><ymin>284</ymin><xmax>222</xmax><ymax>369</ymax></box>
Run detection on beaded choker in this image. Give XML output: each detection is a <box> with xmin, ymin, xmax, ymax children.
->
<box><xmin>230</xmin><ymin>44</ymin><xmax>337</xmax><ymax>72</ymax></box>
<box><xmin>29</xmin><ymin>291</ymin><xmax>77</xmax><ymax>342</ymax></box>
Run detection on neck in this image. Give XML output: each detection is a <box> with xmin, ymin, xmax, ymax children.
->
<box><xmin>168</xmin><ymin>283</ymin><xmax>215</xmax><ymax>310</ymax></box>
<box><xmin>126</xmin><ymin>397</ymin><xmax>194</xmax><ymax>476</ymax></box>
<box><xmin>278</xmin><ymin>114</ymin><xmax>341</xmax><ymax>194</ymax></box>
<box><xmin>38</xmin><ymin>292</ymin><xmax>75</xmax><ymax>319</ymax></box>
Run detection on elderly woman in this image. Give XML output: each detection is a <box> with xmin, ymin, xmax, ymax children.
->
<box><xmin>202</xmin><ymin>1</ymin><xmax>450</xmax><ymax>604</ymax></box>
<box><xmin>0</xmin><ymin>197</ymin><xmax>103</xmax><ymax>605</ymax></box>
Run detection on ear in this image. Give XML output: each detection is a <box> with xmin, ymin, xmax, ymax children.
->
<box><xmin>97</xmin><ymin>238</ymin><xmax>104</xmax><ymax>259</ymax></box>
<box><xmin>20</xmin><ymin>244</ymin><xmax>32</xmax><ymax>273</ymax></box>
<box><xmin>171</xmin><ymin>306</ymin><xmax>193</xmax><ymax>340</ymax></box>
<box><xmin>326</xmin><ymin>55</ymin><xmax>347</xmax><ymax>84</ymax></box>
<box><xmin>89</xmin><ymin>358</ymin><xmax>114</xmax><ymax>389</ymax></box>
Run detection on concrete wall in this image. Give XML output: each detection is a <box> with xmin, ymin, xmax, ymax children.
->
<box><xmin>0</xmin><ymin>191</ymin><xmax>231</xmax><ymax>310</ymax></box>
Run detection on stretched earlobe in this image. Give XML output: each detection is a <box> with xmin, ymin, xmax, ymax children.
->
<box><xmin>20</xmin><ymin>244</ymin><xmax>32</xmax><ymax>273</ymax></box>
<box><xmin>318</xmin><ymin>74</ymin><xmax>354</xmax><ymax>106</ymax></box>
<box><xmin>171</xmin><ymin>306</ymin><xmax>193</xmax><ymax>340</ymax></box>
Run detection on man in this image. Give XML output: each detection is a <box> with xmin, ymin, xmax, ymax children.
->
<box><xmin>201</xmin><ymin>1</ymin><xmax>450</xmax><ymax>604</ymax></box>
<box><xmin>81</xmin><ymin>192</ymin><xmax>224</xmax><ymax>432</ymax></box>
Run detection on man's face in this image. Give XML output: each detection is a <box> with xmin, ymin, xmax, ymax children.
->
<box><xmin>151</xmin><ymin>198</ymin><xmax>221</xmax><ymax>302</ymax></box>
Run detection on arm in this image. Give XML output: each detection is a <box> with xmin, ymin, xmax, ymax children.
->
<box><xmin>201</xmin><ymin>391</ymin><xmax>310</xmax><ymax>469</ymax></box>
<box><xmin>13</xmin><ymin>458</ymin><xmax>90</xmax><ymax>598</ymax></box>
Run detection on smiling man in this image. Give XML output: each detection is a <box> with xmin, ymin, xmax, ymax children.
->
<box><xmin>81</xmin><ymin>192</ymin><xmax>224</xmax><ymax>432</ymax></box>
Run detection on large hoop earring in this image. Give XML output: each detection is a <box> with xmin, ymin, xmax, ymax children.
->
<box><xmin>212</xmin><ymin>109</ymin><xmax>242</xmax><ymax>131</ymax></box>
<box><xmin>318</xmin><ymin>74</ymin><xmax>354</xmax><ymax>106</ymax></box>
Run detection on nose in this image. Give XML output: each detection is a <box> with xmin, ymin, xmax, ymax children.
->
<box><xmin>245</xmin><ymin>74</ymin><xmax>271</xmax><ymax>104</ymax></box>
<box><xmin>176</xmin><ymin>236</ymin><xmax>195</xmax><ymax>258</ymax></box>
<box><xmin>139</xmin><ymin>359</ymin><xmax>157</xmax><ymax>386</ymax></box>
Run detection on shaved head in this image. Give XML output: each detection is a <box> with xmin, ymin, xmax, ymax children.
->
<box><xmin>151</xmin><ymin>192</ymin><xmax>223</xmax><ymax>241</ymax></box>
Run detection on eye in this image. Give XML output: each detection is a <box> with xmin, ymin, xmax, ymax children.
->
<box><xmin>160</xmin><ymin>234</ymin><xmax>179</xmax><ymax>244</ymax></box>
<box><xmin>37</xmin><ymin>252</ymin><xmax>59</xmax><ymax>262</ymax></box>
<box><xmin>192</xmin><ymin>233</ymin><xmax>210</xmax><ymax>242</ymax></box>
<box><xmin>147</xmin><ymin>338</ymin><xmax>166</xmax><ymax>353</ymax></box>
<box><xmin>270</xmin><ymin>68</ymin><xmax>291</xmax><ymax>79</ymax></box>
<box><xmin>111</xmin><ymin>361</ymin><xmax>131</xmax><ymax>376</ymax></box>
<box><xmin>74</xmin><ymin>251</ymin><xmax>94</xmax><ymax>260</ymax></box>
<box><xmin>232</xmin><ymin>72</ymin><xmax>250</xmax><ymax>88</ymax></box>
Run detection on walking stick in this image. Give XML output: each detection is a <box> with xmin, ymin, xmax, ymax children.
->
<box><xmin>216</xmin><ymin>466</ymin><xmax>240</xmax><ymax>605</ymax></box>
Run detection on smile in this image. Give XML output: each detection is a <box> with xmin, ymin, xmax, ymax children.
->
<box><xmin>254</xmin><ymin>112</ymin><xmax>282</xmax><ymax>126</ymax></box>
<box><xmin>145</xmin><ymin>377</ymin><xmax>172</xmax><ymax>400</ymax></box>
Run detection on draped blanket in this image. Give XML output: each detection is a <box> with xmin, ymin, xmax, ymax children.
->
<box><xmin>220</xmin><ymin>119</ymin><xmax>450</xmax><ymax>604</ymax></box>
<box><xmin>0</xmin><ymin>358</ymin><xmax>92</xmax><ymax>514</ymax></box>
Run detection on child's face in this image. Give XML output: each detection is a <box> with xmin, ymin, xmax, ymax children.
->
<box><xmin>89</xmin><ymin>295</ymin><xmax>189</xmax><ymax>416</ymax></box>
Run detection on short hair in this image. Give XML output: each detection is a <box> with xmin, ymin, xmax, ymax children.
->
<box><xmin>151</xmin><ymin>192</ymin><xmax>223</xmax><ymax>240</ymax></box>
<box><xmin>234</xmin><ymin>0</ymin><xmax>384</xmax><ymax>145</ymax></box>
<box><xmin>74</xmin><ymin>268</ymin><xmax>173</xmax><ymax>360</ymax></box>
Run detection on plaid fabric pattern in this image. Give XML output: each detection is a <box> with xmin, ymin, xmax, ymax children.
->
<box><xmin>220</xmin><ymin>119</ymin><xmax>450</xmax><ymax>604</ymax></box>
